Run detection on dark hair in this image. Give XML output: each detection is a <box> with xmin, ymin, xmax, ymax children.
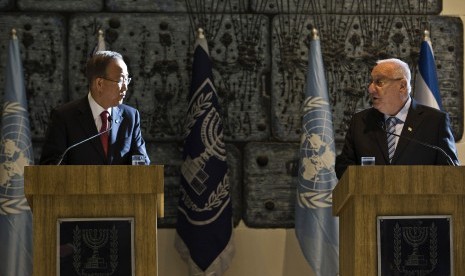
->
<box><xmin>86</xmin><ymin>51</ymin><xmax>124</xmax><ymax>83</ymax></box>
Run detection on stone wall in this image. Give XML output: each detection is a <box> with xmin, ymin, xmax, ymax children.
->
<box><xmin>0</xmin><ymin>0</ymin><xmax>462</xmax><ymax>228</ymax></box>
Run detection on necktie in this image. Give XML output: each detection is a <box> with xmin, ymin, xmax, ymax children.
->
<box><xmin>386</xmin><ymin>116</ymin><xmax>397</xmax><ymax>163</ymax></box>
<box><xmin>100</xmin><ymin>111</ymin><xmax>109</xmax><ymax>155</ymax></box>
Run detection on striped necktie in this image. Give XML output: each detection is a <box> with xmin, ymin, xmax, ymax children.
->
<box><xmin>386</xmin><ymin>116</ymin><xmax>397</xmax><ymax>163</ymax></box>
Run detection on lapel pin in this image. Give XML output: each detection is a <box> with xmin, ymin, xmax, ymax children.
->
<box><xmin>408</xmin><ymin>127</ymin><xmax>412</xmax><ymax>132</ymax></box>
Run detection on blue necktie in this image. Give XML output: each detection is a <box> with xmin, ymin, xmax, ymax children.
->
<box><xmin>386</xmin><ymin>117</ymin><xmax>397</xmax><ymax>163</ymax></box>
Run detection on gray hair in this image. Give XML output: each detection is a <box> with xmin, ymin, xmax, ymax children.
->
<box><xmin>376</xmin><ymin>58</ymin><xmax>412</xmax><ymax>93</ymax></box>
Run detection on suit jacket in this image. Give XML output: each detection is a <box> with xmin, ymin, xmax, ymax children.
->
<box><xmin>335</xmin><ymin>99</ymin><xmax>459</xmax><ymax>179</ymax></box>
<box><xmin>40</xmin><ymin>96</ymin><xmax>149</xmax><ymax>165</ymax></box>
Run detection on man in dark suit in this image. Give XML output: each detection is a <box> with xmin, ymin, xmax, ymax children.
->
<box><xmin>40</xmin><ymin>51</ymin><xmax>149</xmax><ymax>274</ymax></box>
<box><xmin>335</xmin><ymin>58</ymin><xmax>459</xmax><ymax>179</ymax></box>
<box><xmin>40</xmin><ymin>50</ymin><xmax>149</xmax><ymax>165</ymax></box>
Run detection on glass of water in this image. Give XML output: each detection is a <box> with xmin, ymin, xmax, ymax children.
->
<box><xmin>131</xmin><ymin>155</ymin><xmax>146</xmax><ymax>165</ymax></box>
<box><xmin>361</xmin><ymin>156</ymin><xmax>375</xmax><ymax>166</ymax></box>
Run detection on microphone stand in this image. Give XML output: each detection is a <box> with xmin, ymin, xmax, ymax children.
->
<box><xmin>381</xmin><ymin>123</ymin><xmax>457</xmax><ymax>166</ymax></box>
<box><xmin>56</xmin><ymin>118</ymin><xmax>113</xmax><ymax>165</ymax></box>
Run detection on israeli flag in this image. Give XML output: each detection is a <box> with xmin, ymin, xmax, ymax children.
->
<box><xmin>295</xmin><ymin>29</ymin><xmax>339</xmax><ymax>276</ymax></box>
<box><xmin>0</xmin><ymin>29</ymin><xmax>34</xmax><ymax>276</ymax></box>
<box><xmin>414</xmin><ymin>30</ymin><xmax>442</xmax><ymax>110</ymax></box>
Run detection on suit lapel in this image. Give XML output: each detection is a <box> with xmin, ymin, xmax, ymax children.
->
<box><xmin>77</xmin><ymin>97</ymin><xmax>107</xmax><ymax>161</ymax></box>
<box><xmin>369</xmin><ymin>110</ymin><xmax>391</xmax><ymax>164</ymax></box>
<box><xmin>392</xmin><ymin>100</ymin><xmax>424</xmax><ymax>163</ymax></box>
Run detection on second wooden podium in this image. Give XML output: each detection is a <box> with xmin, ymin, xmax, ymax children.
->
<box><xmin>333</xmin><ymin>165</ymin><xmax>465</xmax><ymax>275</ymax></box>
<box><xmin>25</xmin><ymin>165</ymin><xmax>164</xmax><ymax>276</ymax></box>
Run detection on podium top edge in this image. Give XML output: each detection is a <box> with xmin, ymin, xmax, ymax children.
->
<box><xmin>24</xmin><ymin>165</ymin><xmax>164</xmax><ymax>196</ymax></box>
<box><xmin>335</xmin><ymin>165</ymin><xmax>465</xmax><ymax>196</ymax></box>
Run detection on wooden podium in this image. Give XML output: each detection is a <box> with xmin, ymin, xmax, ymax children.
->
<box><xmin>24</xmin><ymin>165</ymin><xmax>164</xmax><ymax>276</ymax></box>
<box><xmin>333</xmin><ymin>165</ymin><xmax>465</xmax><ymax>275</ymax></box>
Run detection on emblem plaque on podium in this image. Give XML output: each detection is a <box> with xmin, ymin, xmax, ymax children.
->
<box><xmin>377</xmin><ymin>215</ymin><xmax>453</xmax><ymax>276</ymax></box>
<box><xmin>57</xmin><ymin>217</ymin><xmax>135</xmax><ymax>276</ymax></box>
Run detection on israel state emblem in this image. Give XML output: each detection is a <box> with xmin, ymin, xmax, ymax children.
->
<box><xmin>377</xmin><ymin>215</ymin><xmax>452</xmax><ymax>275</ymax></box>
<box><xmin>59</xmin><ymin>218</ymin><xmax>134</xmax><ymax>276</ymax></box>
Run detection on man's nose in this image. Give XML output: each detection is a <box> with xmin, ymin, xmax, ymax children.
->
<box><xmin>367</xmin><ymin>83</ymin><xmax>375</xmax><ymax>94</ymax></box>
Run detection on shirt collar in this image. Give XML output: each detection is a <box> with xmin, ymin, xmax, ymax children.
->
<box><xmin>88</xmin><ymin>92</ymin><xmax>112</xmax><ymax>120</ymax></box>
<box><xmin>384</xmin><ymin>96</ymin><xmax>411</xmax><ymax>123</ymax></box>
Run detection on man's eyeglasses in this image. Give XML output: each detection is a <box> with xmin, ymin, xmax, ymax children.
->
<box><xmin>368</xmin><ymin>77</ymin><xmax>403</xmax><ymax>88</ymax></box>
<box><xmin>100</xmin><ymin>76</ymin><xmax>132</xmax><ymax>86</ymax></box>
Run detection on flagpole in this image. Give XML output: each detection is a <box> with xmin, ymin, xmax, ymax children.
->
<box><xmin>423</xmin><ymin>29</ymin><xmax>429</xmax><ymax>38</ymax></box>
<box><xmin>197</xmin><ymin>27</ymin><xmax>205</xmax><ymax>38</ymax></box>
<box><xmin>311</xmin><ymin>27</ymin><xmax>319</xmax><ymax>40</ymax></box>
<box><xmin>98</xmin><ymin>28</ymin><xmax>104</xmax><ymax>42</ymax></box>
<box><xmin>91</xmin><ymin>29</ymin><xmax>106</xmax><ymax>56</ymax></box>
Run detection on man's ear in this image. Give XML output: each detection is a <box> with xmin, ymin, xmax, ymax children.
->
<box><xmin>399</xmin><ymin>79</ymin><xmax>408</xmax><ymax>94</ymax></box>
<box><xmin>95</xmin><ymin>77</ymin><xmax>104</xmax><ymax>89</ymax></box>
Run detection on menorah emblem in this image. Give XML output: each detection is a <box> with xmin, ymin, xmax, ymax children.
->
<box><xmin>181</xmin><ymin>155</ymin><xmax>209</xmax><ymax>195</ymax></box>
<box><xmin>182</xmin><ymin>105</ymin><xmax>227</xmax><ymax>196</ymax></box>
<box><xmin>82</xmin><ymin>228</ymin><xmax>109</xmax><ymax>270</ymax></box>
<box><xmin>402</xmin><ymin>226</ymin><xmax>429</xmax><ymax>266</ymax></box>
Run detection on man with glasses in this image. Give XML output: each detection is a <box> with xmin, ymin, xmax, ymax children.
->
<box><xmin>335</xmin><ymin>58</ymin><xmax>459</xmax><ymax>179</ymax></box>
<box><xmin>40</xmin><ymin>50</ymin><xmax>149</xmax><ymax>165</ymax></box>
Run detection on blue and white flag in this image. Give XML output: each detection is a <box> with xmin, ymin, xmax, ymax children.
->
<box><xmin>91</xmin><ymin>29</ymin><xmax>106</xmax><ymax>56</ymax></box>
<box><xmin>0</xmin><ymin>29</ymin><xmax>34</xmax><ymax>276</ymax></box>
<box><xmin>295</xmin><ymin>29</ymin><xmax>339</xmax><ymax>276</ymax></box>
<box><xmin>175</xmin><ymin>28</ymin><xmax>234</xmax><ymax>276</ymax></box>
<box><xmin>414</xmin><ymin>30</ymin><xmax>442</xmax><ymax>110</ymax></box>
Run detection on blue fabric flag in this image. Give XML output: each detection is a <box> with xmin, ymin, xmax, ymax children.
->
<box><xmin>0</xmin><ymin>30</ymin><xmax>34</xmax><ymax>276</ymax></box>
<box><xmin>295</xmin><ymin>29</ymin><xmax>339</xmax><ymax>276</ymax></box>
<box><xmin>175</xmin><ymin>29</ymin><xmax>234</xmax><ymax>275</ymax></box>
<box><xmin>414</xmin><ymin>30</ymin><xmax>442</xmax><ymax>110</ymax></box>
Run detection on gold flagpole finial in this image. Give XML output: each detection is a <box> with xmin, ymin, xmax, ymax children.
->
<box><xmin>97</xmin><ymin>29</ymin><xmax>105</xmax><ymax>41</ymax></box>
<box><xmin>423</xmin><ymin>29</ymin><xmax>430</xmax><ymax>40</ymax></box>
<box><xmin>197</xmin><ymin>28</ymin><xmax>205</xmax><ymax>39</ymax></box>
<box><xmin>11</xmin><ymin>28</ymin><xmax>17</xmax><ymax>40</ymax></box>
<box><xmin>311</xmin><ymin>28</ymin><xmax>320</xmax><ymax>41</ymax></box>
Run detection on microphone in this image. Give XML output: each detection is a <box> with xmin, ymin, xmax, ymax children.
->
<box><xmin>379</xmin><ymin>121</ymin><xmax>457</xmax><ymax>166</ymax></box>
<box><xmin>56</xmin><ymin>116</ymin><xmax>113</xmax><ymax>165</ymax></box>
